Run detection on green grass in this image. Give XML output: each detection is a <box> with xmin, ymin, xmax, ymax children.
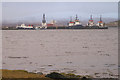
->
<box><xmin>1</xmin><ymin>69</ymin><xmax>92</xmax><ymax>80</ymax></box>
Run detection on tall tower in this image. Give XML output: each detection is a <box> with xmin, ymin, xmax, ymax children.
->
<box><xmin>42</xmin><ymin>14</ymin><xmax>46</xmax><ymax>23</ymax></box>
<box><xmin>42</xmin><ymin>14</ymin><xmax>47</xmax><ymax>28</ymax></box>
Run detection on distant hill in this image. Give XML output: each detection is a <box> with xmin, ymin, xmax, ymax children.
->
<box><xmin>106</xmin><ymin>21</ymin><xmax>118</xmax><ymax>27</ymax></box>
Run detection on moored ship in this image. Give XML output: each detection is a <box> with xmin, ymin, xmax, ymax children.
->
<box><xmin>67</xmin><ymin>15</ymin><xmax>108</xmax><ymax>29</ymax></box>
<box><xmin>96</xmin><ymin>15</ymin><xmax>108</xmax><ymax>29</ymax></box>
<box><xmin>16</xmin><ymin>24</ymin><xmax>34</xmax><ymax>29</ymax></box>
<box><xmin>16</xmin><ymin>14</ymin><xmax>108</xmax><ymax>30</ymax></box>
<box><xmin>35</xmin><ymin>14</ymin><xmax>47</xmax><ymax>30</ymax></box>
<box><xmin>68</xmin><ymin>15</ymin><xmax>84</xmax><ymax>29</ymax></box>
<box><xmin>87</xmin><ymin>15</ymin><xmax>95</xmax><ymax>27</ymax></box>
<box><xmin>85</xmin><ymin>15</ymin><xmax>108</xmax><ymax>29</ymax></box>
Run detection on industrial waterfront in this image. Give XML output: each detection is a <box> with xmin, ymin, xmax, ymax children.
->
<box><xmin>2</xmin><ymin>14</ymin><xmax>110</xmax><ymax>30</ymax></box>
<box><xmin>15</xmin><ymin>14</ymin><xmax>108</xmax><ymax>29</ymax></box>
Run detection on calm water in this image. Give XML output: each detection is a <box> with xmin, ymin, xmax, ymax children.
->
<box><xmin>2</xmin><ymin>27</ymin><xmax>118</xmax><ymax>78</ymax></box>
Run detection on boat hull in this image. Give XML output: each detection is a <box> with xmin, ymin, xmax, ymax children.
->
<box><xmin>63</xmin><ymin>26</ymin><xmax>108</xmax><ymax>29</ymax></box>
<box><xmin>16</xmin><ymin>27</ymin><xmax>35</xmax><ymax>30</ymax></box>
<box><xmin>84</xmin><ymin>26</ymin><xmax>108</xmax><ymax>29</ymax></box>
<box><xmin>17</xmin><ymin>26</ymin><xmax>108</xmax><ymax>30</ymax></box>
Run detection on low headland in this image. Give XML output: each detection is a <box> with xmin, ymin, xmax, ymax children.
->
<box><xmin>1</xmin><ymin>69</ymin><xmax>119</xmax><ymax>80</ymax></box>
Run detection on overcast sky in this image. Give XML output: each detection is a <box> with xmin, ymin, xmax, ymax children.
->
<box><xmin>2</xmin><ymin>2</ymin><xmax>118</xmax><ymax>23</ymax></box>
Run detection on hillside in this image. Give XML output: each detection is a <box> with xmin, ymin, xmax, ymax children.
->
<box><xmin>106</xmin><ymin>21</ymin><xmax>118</xmax><ymax>27</ymax></box>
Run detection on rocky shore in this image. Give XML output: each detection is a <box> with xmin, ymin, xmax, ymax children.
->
<box><xmin>1</xmin><ymin>69</ymin><xmax>119</xmax><ymax>80</ymax></box>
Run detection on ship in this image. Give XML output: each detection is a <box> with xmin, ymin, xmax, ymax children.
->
<box><xmin>85</xmin><ymin>15</ymin><xmax>108</xmax><ymax>29</ymax></box>
<box><xmin>87</xmin><ymin>15</ymin><xmax>95</xmax><ymax>27</ymax></box>
<box><xmin>16</xmin><ymin>14</ymin><xmax>108</xmax><ymax>30</ymax></box>
<box><xmin>35</xmin><ymin>14</ymin><xmax>47</xmax><ymax>30</ymax></box>
<box><xmin>68</xmin><ymin>15</ymin><xmax>84</xmax><ymax>29</ymax></box>
<box><xmin>16</xmin><ymin>24</ymin><xmax>34</xmax><ymax>29</ymax></box>
<box><xmin>96</xmin><ymin>15</ymin><xmax>108</xmax><ymax>29</ymax></box>
<box><xmin>47</xmin><ymin>20</ymin><xmax>57</xmax><ymax>29</ymax></box>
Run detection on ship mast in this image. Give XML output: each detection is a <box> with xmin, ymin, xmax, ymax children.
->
<box><xmin>90</xmin><ymin>15</ymin><xmax>93</xmax><ymax>20</ymax></box>
<box><xmin>100</xmin><ymin>15</ymin><xmax>102</xmax><ymax>22</ymax></box>
<box><xmin>76</xmin><ymin>14</ymin><xmax>78</xmax><ymax>20</ymax></box>
<box><xmin>70</xmin><ymin>16</ymin><xmax>73</xmax><ymax>22</ymax></box>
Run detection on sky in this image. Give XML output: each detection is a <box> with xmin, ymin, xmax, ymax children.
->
<box><xmin>1</xmin><ymin>0</ymin><xmax>119</xmax><ymax>2</ymax></box>
<box><xmin>2</xmin><ymin>2</ymin><xmax>118</xmax><ymax>23</ymax></box>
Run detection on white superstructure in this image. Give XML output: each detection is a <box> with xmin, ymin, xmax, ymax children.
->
<box><xmin>68</xmin><ymin>17</ymin><xmax>74</xmax><ymax>26</ymax></box>
<box><xmin>68</xmin><ymin>15</ymin><xmax>82</xmax><ymax>26</ymax></box>
<box><xmin>16</xmin><ymin>24</ymin><xmax>34</xmax><ymax>29</ymax></box>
